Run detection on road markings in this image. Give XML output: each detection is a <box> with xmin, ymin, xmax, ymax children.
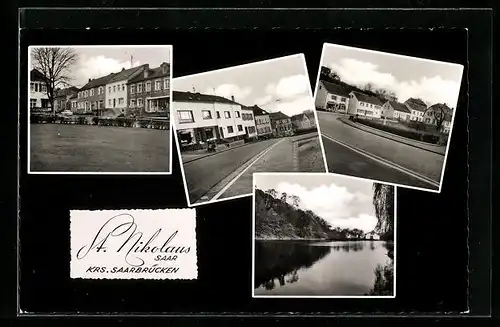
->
<box><xmin>322</xmin><ymin>133</ymin><xmax>440</xmax><ymax>188</ymax></box>
<box><xmin>211</xmin><ymin>138</ymin><xmax>286</xmax><ymax>201</ymax></box>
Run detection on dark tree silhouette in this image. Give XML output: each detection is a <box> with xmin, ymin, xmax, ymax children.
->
<box><xmin>372</xmin><ymin>183</ymin><xmax>394</xmax><ymax>241</ymax></box>
<box><xmin>31</xmin><ymin>47</ymin><xmax>78</xmax><ymax>115</ymax></box>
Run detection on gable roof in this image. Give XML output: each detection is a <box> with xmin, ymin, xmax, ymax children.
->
<box><xmin>172</xmin><ymin>91</ymin><xmax>240</xmax><ymax>105</ymax></box>
<box><xmin>269</xmin><ymin>111</ymin><xmax>291</xmax><ymax>120</ymax></box>
<box><xmin>247</xmin><ymin>105</ymin><xmax>269</xmax><ymax>116</ymax></box>
<box><xmin>387</xmin><ymin>100</ymin><xmax>411</xmax><ymax>113</ymax></box>
<box><xmin>350</xmin><ymin>91</ymin><xmax>384</xmax><ymax>106</ymax></box>
<box><xmin>107</xmin><ymin>65</ymin><xmax>145</xmax><ymax>83</ymax></box>
<box><xmin>320</xmin><ymin>80</ymin><xmax>351</xmax><ymax>97</ymax></box>
<box><xmin>30</xmin><ymin>69</ymin><xmax>47</xmax><ymax>82</ymax></box>
<box><xmin>292</xmin><ymin>110</ymin><xmax>316</xmax><ymax>121</ymax></box>
<box><xmin>404</xmin><ymin>97</ymin><xmax>428</xmax><ymax>112</ymax></box>
<box><xmin>128</xmin><ymin>63</ymin><xmax>170</xmax><ymax>83</ymax></box>
<box><xmin>80</xmin><ymin>73</ymin><xmax>117</xmax><ymax>91</ymax></box>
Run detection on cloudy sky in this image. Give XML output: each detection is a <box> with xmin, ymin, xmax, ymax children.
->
<box><xmin>29</xmin><ymin>46</ymin><xmax>171</xmax><ymax>88</ymax></box>
<box><xmin>255</xmin><ymin>174</ymin><xmax>389</xmax><ymax>233</ymax></box>
<box><xmin>321</xmin><ymin>43</ymin><xmax>464</xmax><ymax>107</ymax></box>
<box><xmin>173</xmin><ymin>54</ymin><xmax>314</xmax><ymax>116</ymax></box>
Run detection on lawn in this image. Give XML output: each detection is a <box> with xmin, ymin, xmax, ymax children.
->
<box><xmin>30</xmin><ymin>124</ymin><xmax>170</xmax><ymax>172</ymax></box>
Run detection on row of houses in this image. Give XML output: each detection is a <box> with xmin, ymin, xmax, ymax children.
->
<box><xmin>172</xmin><ymin>91</ymin><xmax>316</xmax><ymax>148</ymax></box>
<box><xmin>29</xmin><ymin>62</ymin><xmax>171</xmax><ymax>118</ymax></box>
<box><xmin>315</xmin><ymin>80</ymin><xmax>453</xmax><ymax>134</ymax></box>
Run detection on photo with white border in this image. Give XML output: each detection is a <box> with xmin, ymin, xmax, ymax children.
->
<box><xmin>313</xmin><ymin>43</ymin><xmax>464</xmax><ymax>193</ymax></box>
<box><xmin>28</xmin><ymin>45</ymin><xmax>173</xmax><ymax>174</ymax></box>
<box><xmin>172</xmin><ymin>54</ymin><xmax>328</xmax><ymax>207</ymax></box>
<box><xmin>252</xmin><ymin>172</ymin><xmax>396</xmax><ymax>298</ymax></box>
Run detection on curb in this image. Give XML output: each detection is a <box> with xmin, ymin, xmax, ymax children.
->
<box><xmin>182</xmin><ymin>142</ymin><xmax>250</xmax><ymax>164</ymax></box>
<box><xmin>339</xmin><ymin>118</ymin><xmax>446</xmax><ymax>156</ymax></box>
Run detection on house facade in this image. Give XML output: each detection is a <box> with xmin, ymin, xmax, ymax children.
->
<box><xmin>382</xmin><ymin>100</ymin><xmax>411</xmax><ymax>121</ymax></box>
<box><xmin>250</xmin><ymin>105</ymin><xmax>273</xmax><ymax>139</ymax></box>
<box><xmin>423</xmin><ymin>103</ymin><xmax>453</xmax><ymax>134</ymax></box>
<box><xmin>172</xmin><ymin>91</ymin><xmax>257</xmax><ymax>147</ymax></box>
<box><xmin>269</xmin><ymin>111</ymin><xmax>293</xmax><ymax>137</ymax></box>
<box><xmin>29</xmin><ymin>69</ymin><xmax>50</xmax><ymax>111</ymax></box>
<box><xmin>105</xmin><ymin>65</ymin><xmax>145</xmax><ymax>115</ymax></box>
<box><xmin>347</xmin><ymin>91</ymin><xmax>383</xmax><ymax>118</ymax></box>
<box><xmin>127</xmin><ymin>62</ymin><xmax>171</xmax><ymax>117</ymax></box>
<box><xmin>315</xmin><ymin>80</ymin><xmax>351</xmax><ymax>113</ymax></box>
<box><xmin>75</xmin><ymin>73</ymin><xmax>116</xmax><ymax>114</ymax></box>
<box><xmin>54</xmin><ymin>87</ymin><xmax>79</xmax><ymax>113</ymax></box>
<box><xmin>365</xmin><ymin>231</ymin><xmax>380</xmax><ymax>240</ymax></box>
<box><xmin>291</xmin><ymin>110</ymin><xmax>317</xmax><ymax>131</ymax></box>
<box><xmin>404</xmin><ymin>97</ymin><xmax>427</xmax><ymax>122</ymax></box>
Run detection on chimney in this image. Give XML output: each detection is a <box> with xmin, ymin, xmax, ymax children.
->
<box><xmin>161</xmin><ymin>62</ymin><xmax>168</xmax><ymax>74</ymax></box>
<box><xmin>88</xmin><ymin>78</ymin><xmax>92</xmax><ymax>83</ymax></box>
<box><xmin>121</xmin><ymin>67</ymin><xmax>125</xmax><ymax>71</ymax></box>
<box><xmin>143</xmin><ymin>64</ymin><xmax>150</xmax><ymax>78</ymax></box>
<box><xmin>231</xmin><ymin>95</ymin><xmax>235</xmax><ymax>102</ymax></box>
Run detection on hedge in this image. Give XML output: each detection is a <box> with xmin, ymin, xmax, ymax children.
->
<box><xmin>355</xmin><ymin>118</ymin><xmax>441</xmax><ymax>144</ymax></box>
<box><xmin>30</xmin><ymin>114</ymin><xmax>169</xmax><ymax>130</ymax></box>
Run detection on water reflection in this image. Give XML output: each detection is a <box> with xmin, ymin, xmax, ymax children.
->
<box><xmin>254</xmin><ymin>240</ymin><xmax>391</xmax><ymax>296</ymax></box>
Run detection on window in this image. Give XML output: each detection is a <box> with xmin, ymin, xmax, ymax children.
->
<box><xmin>237</xmin><ymin>125</ymin><xmax>243</xmax><ymax>132</ymax></box>
<box><xmin>119</xmin><ymin>98</ymin><xmax>124</xmax><ymax>105</ymax></box>
<box><xmin>113</xmin><ymin>85</ymin><xmax>117</xmax><ymax>92</ymax></box>
<box><xmin>108</xmin><ymin>86</ymin><xmax>111</xmax><ymax>93</ymax></box>
<box><xmin>163</xmin><ymin>78</ymin><xmax>169</xmax><ymax>90</ymax></box>
<box><xmin>145</xmin><ymin>81</ymin><xmax>151</xmax><ymax>92</ymax></box>
<box><xmin>331</xmin><ymin>95</ymin><xmax>337</xmax><ymax>101</ymax></box>
<box><xmin>30</xmin><ymin>99</ymin><xmax>36</xmax><ymax>108</ymax></box>
<box><xmin>216</xmin><ymin>111</ymin><xmax>221</xmax><ymax>119</ymax></box>
<box><xmin>137</xmin><ymin>98</ymin><xmax>143</xmax><ymax>107</ymax></box>
<box><xmin>108</xmin><ymin>99</ymin><xmax>112</xmax><ymax>106</ymax></box>
<box><xmin>122</xmin><ymin>84</ymin><xmax>125</xmax><ymax>91</ymax></box>
<box><xmin>130</xmin><ymin>85</ymin><xmax>135</xmax><ymax>94</ymax></box>
<box><xmin>137</xmin><ymin>83</ymin><xmax>143</xmax><ymax>93</ymax></box>
<box><xmin>130</xmin><ymin>99</ymin><xmax>135</xmax><ymax>107</ymax></box>
<box><xmin>224</xmin><ymin>111</ymin><xmax>231</xmax><ymax>118</ymax></box>
<box><xmin>235</xmin><ymin>111</ymin><xmax>241</xmax><ymax>118</ymax></box>
<box><xmin>341</xmin><ymin>97</ymin><xmax>346</xmax><ymax>102</ymax></box>
<box><xmin>360</xmin><ymin>102</ymin><xmax>363</xmax><ymax>107</ymax></box>
<box><xmin>155</xmin><ymin>80</ymin><xmax>161</xmax><ymax>91</ymax></box>
<box><xmin>248</xmin><ymin>126</ymin><xmax>256</xmax><ymax>134</ymax></box>
<box><xmin>99</xmin><ymin>100</ymin><xmax>104</xmax><ymax>109</ymax></box>
<box><xmin>202</xmin><ymin>110</ymin><xmax>212</xmax><ymax>120</ymax></box>
<box><xmin>84</xmin><ymin>90</ymin><xmax>88</xmax><ymax>97</ymax></box>
<box><xmin>178</xmin><ymin>110</ymin><xmax>194</xmax><ymax>123</ymax></box>
<box><xmin>227</xmin><ymin>126</ymin><xmax>234</xmax><ymax>133</ymax></box>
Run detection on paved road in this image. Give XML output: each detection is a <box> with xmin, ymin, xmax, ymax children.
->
<box><xmin>317</xmin><ymin>111</ymin><xmax>443</xmax><ymax>190</ymax></box>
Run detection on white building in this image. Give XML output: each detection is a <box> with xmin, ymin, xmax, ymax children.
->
<box><xmin>173</xmin><ymin>91</ymin><xmax>257</xmax><ymax>147</ymax></box>
<box><xmin>404</xmin><ymin>98</ymin><xmax>427</xmax><ymax>122</ymax></box>
<box><xmin>347</xmin><ymin>91</ymin><xmax>384</xmax><ymax>118</ymax></box>
<box><xmin>315</xmin><ymin>80</ymin><xmax>351</xmax><ymax>113</ymax></box>
<box><xmin>29</xmin><ymin>69</ymin><xmax>50</xmax><ymax>111</ymax></box>
<box><xmin>382</xmin><ymin>100</ymin><xmax>412</xmax><ymax>121</ymax></box>
<box><xmin>105</xmin><ymin>65</ymin><xmax>145</xmax><ymax>114</ymax></box>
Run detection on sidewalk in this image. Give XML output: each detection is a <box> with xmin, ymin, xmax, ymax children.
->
<box><xmin>181</xmin><ymin>142</ymin><xmax>249</xmax><ymax>163</ymax></box>
<box><xmin>339</xmin><ymin>117</ymin><xmax>446</xmax><ymax>156</ymax></box>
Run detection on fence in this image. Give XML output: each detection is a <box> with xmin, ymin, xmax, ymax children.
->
<box><xmin>30</xmin><ymin>114</ymin><xmax>170</xmax><ymax>130</ymax></box>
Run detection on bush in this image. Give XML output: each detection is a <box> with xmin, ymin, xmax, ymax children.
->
<box><xmin>356</xmin><ymin>118</ymin><xmax>441</xmax><ymax>144</ymax></box>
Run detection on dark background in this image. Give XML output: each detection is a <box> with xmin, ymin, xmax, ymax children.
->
<box><xmin>14</xmin><ymin>9</ymin><xmax>491</xmax><ymax>316</ymax></box>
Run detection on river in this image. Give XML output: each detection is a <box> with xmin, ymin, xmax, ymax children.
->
<box><xmin>254</xmin><ymin>240</ymin><xmax>393</xmax><ymax>296</ymax></box>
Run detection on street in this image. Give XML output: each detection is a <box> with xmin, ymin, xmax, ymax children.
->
<box><xmin>317</xmin><ymin>111</ymin><xmax>444</xmax><ymax>190</ymax></box>
<box><xmin>182</xmin><ymin>133</ymin><xmax>324</xmax><ymax>204</ymax></box>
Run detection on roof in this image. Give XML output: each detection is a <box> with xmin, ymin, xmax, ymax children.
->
<box><xmin>428</xmin><ymin>103</ymin><xmax>454</xmax><ymax>121</ymax></box>
<box><xmin>30</xmin><ymin>69</ymin><xmax>47</xmax><ymax>82</ymax></box>
<box><xmin>172</xmin><ymin>91</ymin><xmax>240</xmax><ymax>105</ymax></box>
<box><xmin>80</xmin><ymin>73</ymin><xmax>117</xmax><ymax>91</ymax></box>
<box><xmin>404</xmin><ymin>97</ymin><xmax>428</xmax><ymax>112</ymax></box>
<box><xmin>247</xmin><ymin>105</ymin><xmax>269</xmax><ymax>116</ymax></box>
<box><xmin>128</xmin><ymin>63</ymin><xmax>170</xmax><ymax>83</ymax></box>
<box><xmin>108</xmin><ymin>65</ymin><xmax>145</xmax><ymax>83</ymax></box>
<box><xmin>55</xmin><ymin>86</ymin><xmax>79</xmax><ymax>97</ymax></box>
<box><xmin>387</xmin><ymin>100</ymin><xmax>411</xmax><ymax>113</ymax></box>
<box><xmin>320</xmin><ymin>80</ymin><xmax>351</xmax><ymax>97</ymax></box>
<box><xmin>269</xmin><ymin>111</ymin><xmax>291</xmax><ymax>120</ymax></box>
<box><xmin>351</xmin><ymin>91</ymin><xmax>384</xmax><ymax>106</ymax></box>
<box><xmin>292</xmin><ymin>110</ymin><xmax>316</xmax><ymax>121</ymax></box>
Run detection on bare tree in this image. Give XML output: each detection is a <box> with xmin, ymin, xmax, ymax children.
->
<box><xmin>364</xmin><ymin>83</ymin><xmax>374</xmax><ymax>92</ymax></box>
<box><xmin>424</xmin><ymin>103</ymin><xmax>451</xmax><ymax>132</ymax></box>
<box><xmin>31</xmin><ymin>47</ymin><xmax>78</xmax><ymax>115</ymax></box>
<box><xmin>374</xmin><ymin>88</ymin><xmax>398</xmax><ymax>102</ymax></box>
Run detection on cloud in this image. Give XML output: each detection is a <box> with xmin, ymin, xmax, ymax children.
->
<box><xmin>328</xmin><ymin>58</ymin><xmax>461</xmax><ymax>106</ymax></box>
<box><xmin>274</xmin><ymin>182</ymin><xmax>376</xmax><ymax>232</ymax></box>
<box><xmin>203</xmin><ymin>84</ymin><xmax>252</xmax><ymax>102</ymax></box>
<box><xmin>264</xmin><ymin>74</ymin><xmax>310</xmax><ymax>99</ymax></box>
<box><xmin>74</xmin><ymin>55</ymin><xmax>141</xmax><ymax>86</ymax></box>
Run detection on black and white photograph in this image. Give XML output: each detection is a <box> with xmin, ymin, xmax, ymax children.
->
<box><xmin>314</xmin><ymin>43</ymin><xmax>464</xmax><ymax>192</ymax></box>
<box><xmin>28</xmin><ymin>45</ymin><xmax>172</xmax><ymax>174</ymax></box>
<box><xmin>252</xmin><ymin>172</ymin><xmax>395</xmax><ymax>298</ymax></box>
<box><xmin>172</xmin><ymin>54</ymin><xmax>327</xmax><ymax>206</ymax></box>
